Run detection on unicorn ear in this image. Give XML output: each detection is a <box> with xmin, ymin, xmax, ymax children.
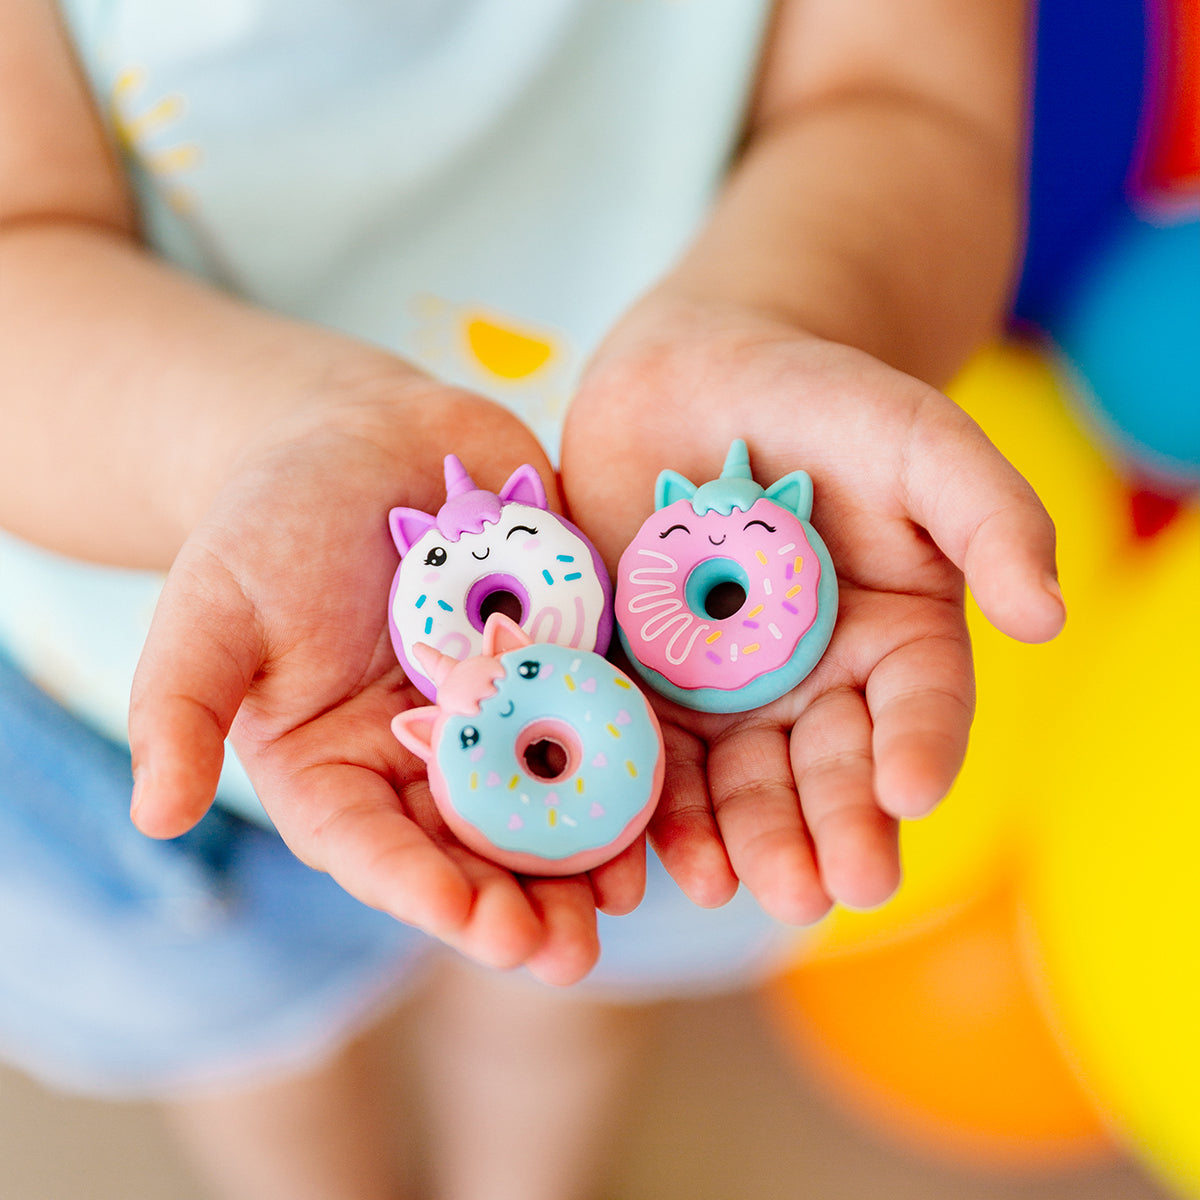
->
<box><xmin>481</xmin><ymin>612</ymin><xmax>532</xmax><ymax>657</ymax></box>
<box><xmin>764</xmin><ymin>471</ymin><xmax>813</xmax><ymax>521</ymax></box>
<box><xmin>389</xmin><ymin>507</ymin><xmax>437</xmax><ymax>555</ymax></box>
<box><xmin>412</xmin><ymin>641</ymin><xmax>458</xmax><ymax>690</ymax></box>
<box><xmin>497</xmin><ymin>464</ymin><xmax>547</xmax><ymax>510</ymax></box>
<box><xmin>391</xmin><ymin>706</ymin><xmax>440</xmax><ymax>762</ymax></box>
<box><xmin>655</xmin><ymin>470</ymin><xmax>697</xmax><ymax>511</ymax></box>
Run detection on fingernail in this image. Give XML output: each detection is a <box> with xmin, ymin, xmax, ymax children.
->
<box><xmin>1044</xmin><ymin>574</ymin><xmax>1066</xmax><ymax>609</ymax></box>
<box><xmin>130</xmin><ymin>765</ymin><xmax>149</xmax><ymax>825</ymax></box>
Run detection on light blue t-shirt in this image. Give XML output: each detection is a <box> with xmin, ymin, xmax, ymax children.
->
<box><xmin>0</xmin><ymin>0</ymin><xmax>770</xmax><ymax>818</ymax></box>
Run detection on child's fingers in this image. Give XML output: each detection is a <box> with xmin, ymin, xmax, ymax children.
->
<box><xmin>788</xmin><ymin>686</ymin><xmax>900</xmax><ymax>910</ymax></box>
<box><xmin>128</xmin><ymin>557</ymin><xmax>260</xmax><ymax>838</ymax></box>
<box><xmin>647</xmin><ymin>721</ymin><xmax>738</xmax><ymax>909</ymax></box>
<box><xmin>866</xmin><ymin>629</ymin><xmax>975</xmax><ymax>820</ymax></box>
<box><xmin>589</xmin><ymin>836</ymin><xmax>647</xmax><ymax>916</ymax></box>
<box><xmin>708</xmin><ymin>722</ymin><xmax>831</xmax><ymax>926</ymax></box>
<box><xmin>522</xmin><ymin>875</ymin><xmax>603</xmax><ymax>986</ymax></box>
<box><xmin>907</xmin><ymin>405</ymin><xmax>1066</xmax><ymax>644</ymax></box>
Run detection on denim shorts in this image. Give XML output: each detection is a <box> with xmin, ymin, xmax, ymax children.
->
<box><xmin>0</xmin><ymin>653</ymin><xmax>788</xmax><ymax>1098</ymax></box>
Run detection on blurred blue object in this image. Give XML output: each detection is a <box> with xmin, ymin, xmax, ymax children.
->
<box><xmin>1051</xmin><ymin>213</ymin><xmax>1200</xmax><ymax>480</ymax></box>
<box><xmin>1013</xmin><ymin>0</ymin><xmax>1149</xmax><ymax>321</ymax></box>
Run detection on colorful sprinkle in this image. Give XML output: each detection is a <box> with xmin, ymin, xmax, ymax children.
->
<box><xmin>556</xmin><ymin>554</ymin><xmax>575</xmax><ymax>563</ymax></box>
<box><xmin>548</xmin><ymin>810</ymin><xmax>558</xmax><ymax>827</ymax></box>
<box><xmin>469</xmin><ymin>772</ymin><xmax>478</xmax><ymax>790</ymax></box>
<box><xmin>794</xmin><ymin>556</ymin><xmax>804</xmax><ymax>574</ymax></box>
<box><xmin>415</xmin><ymin>594</ymin><xmax>427</xmax><ymax>609</ymax></box>
<box><xmin>785</xmin><ymin>562</ymin><xmax>795</xmax><ymax>580</ymax></box>
<box><xmin>786</xmin><ymin>584</ymin><xmax>803</xmax><ymax>599</ymax></box>
<box><xmin>590</xmin><ymin>803</ymin><xmax>606</xmax><ymax>819</ymax></box>
<box><xmin>542</xmin><ymin>569</ymin><xmax>554</xmax><ymax>585</ymax></box>
<box><xmin>615</xmin><ymin>709</ymin><xmax>631</xmax><ymax>725</ymax></box>
<box><xmin>563</xmin><ymin>572</ymin><xmax>583</xmax><ymax>582</ymax></box>
<box><xmin>706</xmin><ymin>650</ymin><xmax>721</xmax><ymax>664</ymax></box>
<box><xmin>592</xmin><ymin>752</ymin><xmax>608</xmax><ymax>768</ymax></box>
<box><xmin>755</xmin><ymin>549</ymin><xmax>768</xmax><ymax>566</ymax></box>
<box><xmin>564</xmin><ymin>675</ymin><xmax>576</xmax><ymax>691</ymax></box>
<box><xmin>423</xmin><ymin>616</ymin><xmax>434</xmax><ymax>635</ymax></box>
<box><xmin>546</xmin><ymin>791</ymin><xmax>560</xmax><ymax>807</ymax></box>
<box><xmin>777</xmin><ymin>542</ymin><xmax>797</xmax><ymax>556</ymax></box>
<box><xmin>581</xmin><ymin>677</ymin><xmax>597</xmax><ymax>693</ymax></box>
<box><xmin>562</xmin><ymin>814</ymin><xmax>578</xmax><ymax>828</ymax></box>
<box><xmin>486</xmin><ymin>771</ymin><xmax>502</xmax><ymax>787</ymax></box>
<box><xmin>575</xmin><ymin>777</ymin><xmax>585</xmax><ymax>794</ymax></box>
<box><xmin>730</xmin><ymin>644</ymin><xmax>739</xmax><ymax>662</ymax></box>
<box><xmin>742</xmin><ymin>620</ymin><xmax>760</xmax><ymax>629</ymax></box>
<box><xmin>613</xmin><ymin>677</ymin><xmax>631</xmax><ymax>689</ymax></box>
<box><xmin>706</xmin><ymin>630</ymin><xmax>723</xmax><ymax>644</ymax></box>
<box><xmin>437</xmin><ymin>599</ymin><xmax>453</xmax><ymax>612</ymax></box>
<box><xmin>768</xmin><ymin>622</ymin><xmax>782</xmax><ymax>640</ymax></box>
<box><xmin>509</xmin><ymin>775</ymin><xmax>520</xmax><ymax>790</ymax></box>
<box><xmin>606</xmin><ymin>723</ymin><xmax>621</xmax><ymax>738</ymax></box>
<box><xmin>763</xmin><ymin>578</ymin><xmax>773</xmax><ymax>595</ymax></box>
<box><xmin>782</xmin><ymin>601</ymin><xmax>799</xmax><ymax>615</ymax></box>
<box><xmin>743</xmin><ymin>643</ymin><xmax>761</xmax><ymax>654</ymax></box>
<box><xmin>508</xmin><ymin>814</ymin><xmax>524</xmax><ymax>831</ymax></box>
<box><xmin>625</xmin><ymin>761</ymin><xmax>638</xmax><ymax>778</ymax></box>
<box><xmin>748</xmin><ymin>604</ymin><xmax>764</xmax><ymax>618</ymax></box>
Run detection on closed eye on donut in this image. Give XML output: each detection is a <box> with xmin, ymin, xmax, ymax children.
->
<box><xmin>658</xmin><ymin>524</ymin><xmax>690</xmax><ymax>539</ymax></box>
<box><xmin>505</xmin><ymin>524</ymin><xmax>539</xmax><ymax>539</ymax></box>
<box><xmin>744</xmin><ymin>519</ymin><xmax>776</xmax><ymax>533</ymax></box>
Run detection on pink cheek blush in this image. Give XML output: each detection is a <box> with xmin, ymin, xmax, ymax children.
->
<box><xmin>424</xmin><ymin>571</ymin><xmax>442</xmax><ymax>584</ymax></box>
<box><xmin>523</xmin><ymin>537</ymin><xmax>541</xmax><ymax>552</ymax></box>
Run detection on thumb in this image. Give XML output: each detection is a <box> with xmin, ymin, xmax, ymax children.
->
<box><xmin>910</xmin><ymin>406</ymin><xmax>1066</xmax><ymax>644</ymax></box>
<box><xmin>128</xmin><ymin>554</ymin><xmax>260</xmax><ymax>837</ymax></box>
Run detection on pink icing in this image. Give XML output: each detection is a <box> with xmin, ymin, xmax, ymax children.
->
<box><xmin>616</xmin><ymin>497</ymin><xmax>821</xmax><ymax>693</ymax></box>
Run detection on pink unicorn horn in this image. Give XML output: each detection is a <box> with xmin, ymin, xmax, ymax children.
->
<box><xmin>443</xmin><ymin>454</ymin><xmax>478</xmax><ymax>500</ymax></box>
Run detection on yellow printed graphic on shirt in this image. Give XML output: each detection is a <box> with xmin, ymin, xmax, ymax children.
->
<box><xmin>109</xmin><ymin>67</ymin><xmax>201</xmax><ymax>214</ymax></box>
<box><xmin>407</xmin><ymin>295</ymin><xmax>575</xmax><ymax>445</ymax></box>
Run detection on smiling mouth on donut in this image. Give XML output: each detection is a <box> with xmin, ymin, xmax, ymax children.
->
<box><xmin>707</xmin><ymin>534</ymin><xmax>726</xmax><ymax>546</ymax></box>
<box><xmin>472</xmin><ymin>548</ymin><xmax>491</xmax><ymax>560</ymax></box>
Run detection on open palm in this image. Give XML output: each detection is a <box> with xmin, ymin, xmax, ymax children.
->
<box><xmin>561</xmin><ymin>298</ymin><xmax>1064</xmax><ymax>923</ymax></box>
<box><xmin>129</xmin><ymin>384</ymin><xmax>640</xmax><ymax>986</ymax></box>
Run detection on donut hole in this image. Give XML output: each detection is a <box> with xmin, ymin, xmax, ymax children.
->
<box><xmin>684</xmin><ymin>558</ymin><xmax>751</xmax><ymax>623</ymax></box>
<box><xmin>478</xmin><ymin>588</ymin><xmax>524</xmax><ymax>626</ymax></box>
<box><xmin>466</xmin><ymin>574</ymin><xmax>530</xmax><ymax>633</ymax></box>
<box><xmin>523</xmin><ymin>738</ymin><xmax>570</xmax><ymax>781</ymax></box>
<box><xmin>515</xmin><ymin>719</ymin><xmax>582</xmax><ymax>786</ymax></box>
<box><xmin>702</xmin><ymin>580</ymin><xmax>748</xmax><ymax>621</ymax></box>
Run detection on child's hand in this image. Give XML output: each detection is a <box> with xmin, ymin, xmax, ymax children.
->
<box><xmin>129</xmin><ymin>381</ymin><xmax>638</xmax><ymax>986</ymax></box>
<box><xmin>560</xmin><ymin>294</ymin><xmax>1064</xmax><ymax>923</ymax></box>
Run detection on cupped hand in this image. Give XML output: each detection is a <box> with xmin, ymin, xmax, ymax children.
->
<box><xmin>129</xmin><ymin>374</ymin><xmax>643</xmax><ymax>986</ymax></box>
<box><xmin>560</xmin><ymin>295</ymin><xmax>1064</xmax><ymax>924</ymax></box>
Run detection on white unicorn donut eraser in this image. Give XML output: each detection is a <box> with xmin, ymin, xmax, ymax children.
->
<box><xmin>615</xmin><ymin>439</ymin><xmax>838</xmax><ymax>714</ymax></box>
<box><xmin>392</xmin><ymin>614</ymin><xmax>664</xmax><ymax>875</ymax></box>
<box><xmin>388</xmin><ymin>456</ymin><xmax>612</xmax><ymax>701</ymax></box>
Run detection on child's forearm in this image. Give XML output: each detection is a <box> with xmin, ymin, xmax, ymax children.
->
<box><xmin>664</xmin><ymin>99</ymin><xmax>1021</xmax><ymax>386</ymax></box>
<box><xmin>0</xmin><ymin>221</ymin><xmax>421</xmax><ymax>569</ymax></box>
<box><xmin>657</xmin><ymin>0</ymin><xmax>1026</xmax><ymax>388</ymax></box>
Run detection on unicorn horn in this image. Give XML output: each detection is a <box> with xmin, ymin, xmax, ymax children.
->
<box><xmin>720</xmin><ymin>439</ymin><xmax>753</xmax><ymax>481</ymax></box>
<box><xmin>443</xmin><ymin>454</ymin><xmax>478</xmax><ymax>499</ymax></box>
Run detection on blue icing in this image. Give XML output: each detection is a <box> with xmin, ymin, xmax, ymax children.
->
<box><xmin>436</xmin><ymin>643</ymin><xmax>659</xmax><ymax>862</ymax></box>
